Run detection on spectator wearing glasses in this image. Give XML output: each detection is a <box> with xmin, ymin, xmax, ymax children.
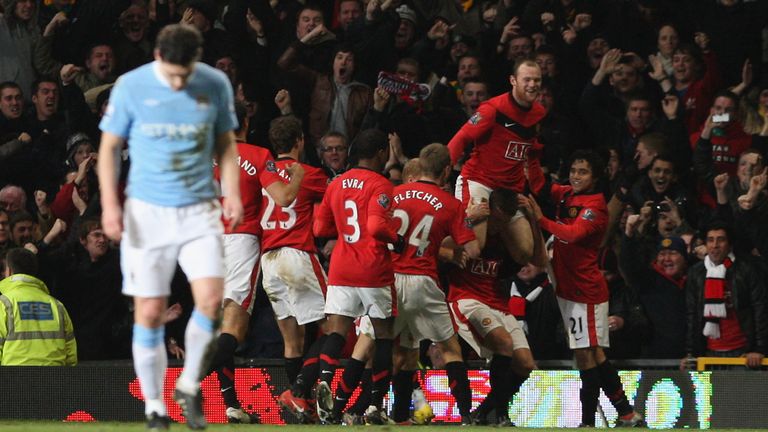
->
<box><xmin>318</xmin><ymin>131</ymin><xmax>349</xmax><ymax>180</ymax></box>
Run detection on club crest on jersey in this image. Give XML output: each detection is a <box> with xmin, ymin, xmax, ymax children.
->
<box><xmin>378</xmin><ymin>193</ymin><xmax>390</xmax><ymax>209</ymax></box>
<box><xmin>581</xmin><ymin>209</ymin><xmax>594</xmax><ymax>221</ymax></box>
<box><xmin>469</xmin><ymin>112</ymin><xmax>482</xmax><ymax>125</ymax></box>
<box><xmin>195</xmin><ymin>95</ymin><xmax>210</xmax><ymax>109</ymax></box>
<box><xmin>266</xmin><ymin>160</ymin><xmax>277</xmax><ymax>172</ymax></box>
<box><xmin>568</xmin><ymin>207</ymin><xmax>579</xmax><ymax>218</ymax></box>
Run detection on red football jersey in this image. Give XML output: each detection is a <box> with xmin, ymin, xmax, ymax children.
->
<box><xmin>260</xmin><ymin>157</ymin><xmax>328</xmax><ymax>252</ymax></box>
<box><xmin>539</xmin><ymin>183</ymin><xmax>608</xmax><ymax>304</ymax></box>
<box><xmin>448</xmin><ymin>93</ymin><xmax>546</xmax><ymax>192</ymax></box>
<box><xmin>391</xmin><ymin>181</ymin><xmax>475</xmax><ymax>281</ymax></box>
<box><xmin>447</xmin><ymin>236</ymin><xmax>518</xmax><ymax>312</ymax></box>
<box><xmin>214</xmin><ymin>142</ymin><xmax>281</xmax><ymax>235</ymax></box>
<box><xmin>315</xmin><ymin>167</ymin><xmax>397</xmax><ymax>287</ymax></box>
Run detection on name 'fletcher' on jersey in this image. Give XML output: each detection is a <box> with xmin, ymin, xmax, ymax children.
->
<box><xmin>393</xmin><ymin>189</ymin><xmax>444</xmax><ymax>211</ymax></box>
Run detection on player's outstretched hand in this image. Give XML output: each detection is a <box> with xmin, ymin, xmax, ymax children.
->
<box><xmin>102</xmin><ymin>203</ymin><xmax>123</xmax><ymax>242</ymax></box>
<box><xmin>223</xmin><ymin>196</ymin><xmax>244</xmax><ymax>231</ymax></box>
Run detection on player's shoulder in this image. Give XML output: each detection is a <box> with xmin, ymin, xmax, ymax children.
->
<box><xmin>193</xmin><ymin>62</ymin><xmax>231</xmax><ymax>88</ymax></box>
<box><xmin>114</xmin><ymin>62</ymin><xmax>153</xmax><ymax>86</ymax></box>
<box><xmin>238</xmin><ymin>142</ymin><xmax>272</xmax><ymax>159</ymax></box>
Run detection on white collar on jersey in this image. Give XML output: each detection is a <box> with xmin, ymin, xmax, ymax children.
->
<box><xmin>152</xmin><ymin>61</ymin><xmax>198</xmax><ymax>89</ymax></box>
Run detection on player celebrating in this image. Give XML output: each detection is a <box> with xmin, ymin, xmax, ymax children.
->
<box><xmin>311</xmin><ymin>129</ymin><xmax>399</xmax><ymax>424</ymax></box>
<box><xmin>447</xmin><ymin>59</ymin><xmax>546</xmax><ymax>263</ymax></box>
<box><xmin>528</xmin><ymin>150</ymin><xmax>644</xmax><ymax>427</ymax></box>
<box><xmin>389</xmin><ymin>143</ymin><xmax>481</xmax><ymax>425</ymax></box>
<box><xmin>97</xmin><ymin>24</ymin><xmax>243</xmax><ymax>430</ymax></box>
<box><xmin>210</xmin><ymin>106</ymin><xmax>305</xmax><ymax>423</ymax></box>
<box><xmin>259</xmin><ymin>115</ymin><xmax>329</xmax><ymax>388</ymax></box>
<box><xmin>448</xmin><ymin>189</ymin><xmax>545</xmax><ymax>426</ymax></box>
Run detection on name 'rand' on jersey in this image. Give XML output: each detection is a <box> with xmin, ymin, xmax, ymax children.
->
<box><xmin>315</xmin><ymin>167</ymin><xmax>395</xmax><ymax>288</ymax></box>
<box><xmin>214</xmin><ymin>142</ymin><xmax>282</xmax><ymax>236</ymax></box>
<box><xmin>100</xmin><ymin>61</ymin><xmax>237</xmax><ymax>207</ymax></box>
<box><xmin>391</xmin><ymin>180</ymin><xmax>475</xmax><ymax>282</ymax></box>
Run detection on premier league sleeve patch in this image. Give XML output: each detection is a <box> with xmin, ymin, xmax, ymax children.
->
<box><xmin>469</xmin><ymin>112</ymin><xmax>482</xmax><ymax>125</ymax></box>
<box><xmin>378</xmin><ymin>193</ymin><xmax>391</xmax><ymax>209</ymax></box>
<box><xmin>266</xmin><ymin>160</ymin><xmax>277</xmax><ymax>172</ymax></box>
<box><xmin>581</xmin><ymin>208</ymin><xmax>595</xmax><ymax>221</ymax></box>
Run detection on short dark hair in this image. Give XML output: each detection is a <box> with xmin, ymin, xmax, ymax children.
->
<box><xmin>31</xmin><ymin>77</ymin><xmax>58</xmax><ymax>96</ymax></box>
<box><xmin>155</xmin><ymin>24</ymin><xmax>203</xmax><ymax>66</ymax></box>
<box><xmin>351</xmin><ymin>129</ymin><xmax>387</xmax><ymax>160</ymax></box>
<box><xmin>269</xmin><ymin>115</ymin><xmax>304</xmax><ymax>154</ymax></box>
<box><xmin>713</xmin><ymin>89</ymin><xmax>739</xmax><ymax>107</ymax></box>
<box><xmin>638</xmin><ymin>132</ymin><xmax>668</xmax><ymax>156</ymax></box>
<box><xmin>9</xmin><ymin>211</ymin><xmax>34</xmax><ymax>231</ymax></box>
<box><xmin>704</xmin><ymin>219</ymin><xmax>733</xmax><ymax>243</ymax></box>
<box><xmin>418</xmin><ymin>143</ymin><xmax>450</xmax><ymax>178</ymax></box>
<box><xmin>78</xmin><ymin>219</ymin><xmax>102</xmax><ymax>241</ymax></box>
<box><xmin>0</xmin><ymin>81</ymin><xmax>22</xmax><ymax>95</ymax></box>
<box><xmin>489</xmin><ymin>189</ymin><xmax>519</xmax><ymax>216</ymax></box>
<box><xmin>5</xmin><ymin>248</ymin><xmax>38</xmax><ymax>277</ymax></box>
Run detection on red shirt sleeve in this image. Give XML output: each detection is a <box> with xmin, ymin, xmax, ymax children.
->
<box><xmin>50</xmin><ymin>182</ymin><xmax>76</xmax><ymax>223</ymax></box>
<box><xmin>450</xmin><ymin>202</ymin><xmax>476</xmax><ymax>245</ymax></box>
<box><xmin>447</xmin><ymin>102</ymin><xmax>495</xmax><ymax>164</ymax></box>
<box><xmin>366</xmin><ymin>181</ymin><xmax>398</xmax><ymax>243</ymax></box>
<box><xmin>306</xmin><ymin>167</ymin><xmax>329</xmax><ymax>202</ymax></box>
<box><xmin>257</xmin><ymin>155</ymin><xmax>282</xmax><ymax>189</ymax></box>
<box><xmin>539</xmin><ymin>207</ymin><xmax>605</xmax><ymax>244</ymax></box>
<box><xmin>313</xmin><ymin>185</ymin><xmax>336</xmax><ymax>238</ymax></box>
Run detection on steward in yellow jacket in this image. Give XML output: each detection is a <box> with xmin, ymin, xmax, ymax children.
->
<box><xmin>0</xmin><ymin>248</ymin><xmax>77</xmax><ymax>365</ymax></box>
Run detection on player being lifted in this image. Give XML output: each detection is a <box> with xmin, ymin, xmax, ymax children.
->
<box><xmin>210</xmin><ymin>108</ymin><xmax>305</xmax><ymax>423</ymax></box>
<box><xmin>448</xmin><ymin>188</ymin><xmax>546</xmax><ymax>426</ymax></box>
<box><xmin>447</xmin><ymin>59</ymin><xmax>546</xmax><ymax>263</ymax></box>
<box><xmin>528</xmin><ymin>149</ymin><xmax>645</xmax><ymax>427</ymax></box>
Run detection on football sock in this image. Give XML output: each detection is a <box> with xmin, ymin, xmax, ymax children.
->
<box><xmin>579</xmin><ymin>366</ymin><xmax>601</xmax><ymax>426</ymax></box>
<box><xmin>293</xmin><ymin>334</ymin><xmax>327</xmax><ymax>398</ymax></box>
<box><xmin>597</xmin><ymin>360</ymin><xmax>633</xmax><ymax>416</ymax></box>
<box><xmin>177</xmin><ymin>309</ymin><xmax>217</xmax><ymax>394</ymax></box>
<box><xmin>318</xmin><ymin>332</ymin><xmax>346</xmax><ymax>384</ymax></box>
<box><xmin>445</xmin><ymin>361</ymin><xmax>472</xmax><ymax>417</ymax></box>
<box><xmin>133</xmin><ymin>324</ymin><xmax>168</xmax><ymax>417</ymax></box>
<box><xmin>285</xmin><ymin>356</ymin><xmax>303</xmax><ymax>385</ymax></box>
<box><xmin>348</xmin><ymin>368</ymin><xmax>372</xmax><ymax>415</ymax></box>
<box><xmin>370</xmin><ymin>339</ymin><xmax>394</xmax><ymax>410</ymax></box>
<box><xmin>213</xmin><ymin>333</ymin><xmax>240</xmax><ymax>409</ymax></box>
<box><xmin>332</xmin><ymin>358</ymin><xmax>366</xmax><ymax>419</ymax></box>
<box><xmin>392</xmin><ymin>369</ymin><xmax>416</xmax><ymax>422</ymax></box>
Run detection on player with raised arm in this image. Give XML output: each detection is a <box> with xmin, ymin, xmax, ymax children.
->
<box><xmin>210</xmin><ymin>105</ymin><xmax>305</xmax><ymax>424</ymax></box>
<box><xmin>447</xmin><ymin>59</ymin><xmax>546</xmax><ymax>264</ymax></box>
<box><xmin>97</xmin><ymin>24</ymin><xmax>242</xmax><ymax>430</ymax></box>
<box><xmin>528</xmin><ymin>149</ymin><xmax>645</xmax><ymax>427</ymax></box>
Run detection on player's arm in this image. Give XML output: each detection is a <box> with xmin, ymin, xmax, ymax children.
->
<box><xmin>447</xmin><ymin>103</ymin><xmax>495</xmax><ymax>165</ymax></box>
<box><xmin>313</xmin><ymin>192</ymin><xmax>336</xmax><ymax>238</ymax></box>
<box><xmin>215</xmin><ymin>131</ymin><xmax>244</xmax><ymax>229</ymax></box>
<box><xmin>520</xmin><ymin>195</ymin><xmax>548</xmax><ymax>268</ymax></box>
<box><xmin>97</xmin><ymin>131</ymin><xmax>126</xmax><ymax>241</ymax></box>
<box><xmin>538</xmin><ymin>208</ymin><xmax>604</xmax><ymax>244</ymax></box>
<box><xmin>367</xmin><ymin>188</ymin><xmax>398</xmax><ymax>244</ymax></box>
<box><xmin>264</xmin><ymin>162</ymin><xmax>305</xmax><ymax>207</ymax></box>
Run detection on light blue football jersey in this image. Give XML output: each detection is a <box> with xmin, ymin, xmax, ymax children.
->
<box><xmin>100</xmin><ymin>61</ymin><xmax>237</xmax><ymax>207</ymax></box>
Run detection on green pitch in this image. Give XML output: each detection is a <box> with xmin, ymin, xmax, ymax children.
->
<box><xmin>0</xmin><ymin>423</ymin><xmax>765</xmax><ymax>432</ymax></box>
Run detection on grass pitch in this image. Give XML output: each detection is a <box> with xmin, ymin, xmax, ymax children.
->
<box><xmin>1</xmin><ymin>423</ymin><xmax>766</xmax><ymax>432</ymax></box>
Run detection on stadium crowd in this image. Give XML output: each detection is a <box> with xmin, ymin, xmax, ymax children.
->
<box><xmin>0</xmin><ymin>0</ymin><xmax>768</xmax><ymax>426</ymax></box>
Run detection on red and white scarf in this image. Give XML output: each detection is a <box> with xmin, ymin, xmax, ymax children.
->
<box><xmin>702</xmin><ymin>253</ymin><xmax>735</xmax><ymax>339</ymax></box>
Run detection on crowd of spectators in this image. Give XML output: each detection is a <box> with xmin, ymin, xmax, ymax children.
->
<box><xmin>0</xmin><ymin>0</ymin><xmax>767</xmax><ymax>364</ymax></box>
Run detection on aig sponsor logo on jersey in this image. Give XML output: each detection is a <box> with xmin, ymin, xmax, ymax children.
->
<box><xmin>18</xmin><ymin>302</ymin><xmax>54</xmax><ymax>321</ymax></box>
<box><xmin>470</xmin><ymin>258</ymin><xmax>499</xmax><ymax>277</ymax></box>
<box><xmin>504</xmin><ymin>141</ymin><xmax>531</xmax><ymax>161</ymax></box>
